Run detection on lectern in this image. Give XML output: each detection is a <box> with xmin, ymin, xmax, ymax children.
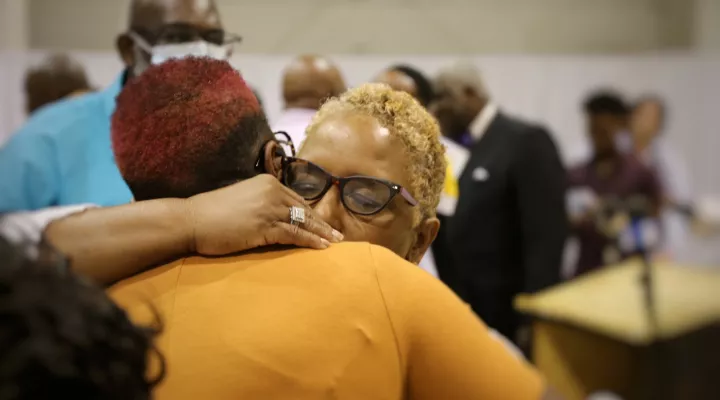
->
<box><xmin>515</xmin><ymin>260</ymin><xmax>720</xmax><ymax>400</ymax></box>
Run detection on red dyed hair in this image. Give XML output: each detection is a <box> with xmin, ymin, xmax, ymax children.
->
<box><xmin>112</xmin><ymin>57</ymin><xmax>270</xmax><ymax>200</ymax></box>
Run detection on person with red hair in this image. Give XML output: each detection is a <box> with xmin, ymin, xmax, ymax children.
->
<box><xmin>109</xmin><ymin>57</ymin><xmax>555</xmax><ymax>399</ymax></box>
<box><xmin>112</xmin><ymin>57</ymin><xmax>267</xmax><ymax>200</ymax></box>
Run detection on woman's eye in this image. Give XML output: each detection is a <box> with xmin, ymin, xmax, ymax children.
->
<box><xmin>348</xmin><ymin>192</ymin><xmax>381</xmax><ymax>208</ymax></box>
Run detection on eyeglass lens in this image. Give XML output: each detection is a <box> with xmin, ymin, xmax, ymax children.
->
<box><xmin>284</xmin><ymin>161</ymin><xmax>395</xmax><ymax>215</ymax></box>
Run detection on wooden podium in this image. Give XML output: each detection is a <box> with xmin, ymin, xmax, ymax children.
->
<box><xmin>515</xmin><ymin>260</ymin><xmax>720</xmax><ymax>400</ymax></box>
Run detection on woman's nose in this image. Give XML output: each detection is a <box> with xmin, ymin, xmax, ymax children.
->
<box><xmin>311</xmin><ymin>187</ymin><xmax>344</xmax><ymax>232</ymax></box>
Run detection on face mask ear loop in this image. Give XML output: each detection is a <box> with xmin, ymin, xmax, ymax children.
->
<box><xmin>127</xmin><ymin>31</ymin><xmax>153</xmax><ymax>54</ymax></box>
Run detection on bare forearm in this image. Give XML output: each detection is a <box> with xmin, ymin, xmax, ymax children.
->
<box><xmin>44</xmin><ymin>199</ymin><xmax>192</xmax><ymax>286</ymax></box>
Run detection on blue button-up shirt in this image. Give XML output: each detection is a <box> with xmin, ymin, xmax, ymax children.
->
<box><xmin>0</xmin><ymin>73</ymin><xmax>132</xmax><ymax>212</ymax></box>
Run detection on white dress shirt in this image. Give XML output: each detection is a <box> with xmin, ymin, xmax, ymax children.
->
<box><xmin>469</xmin><ymin>102</ymin><xmax>499</xmax><ymax>142</ymax></box>
<box><xmin>271</xmin><ymin>108</ymin><xmax>317</xmax><ymax>154</ymax></box>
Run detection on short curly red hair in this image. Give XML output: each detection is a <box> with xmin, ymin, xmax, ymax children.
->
<box><xmin>112</xmin><ymin>57</ymin><xmax>272</xmax><ymax>200</ymax></box>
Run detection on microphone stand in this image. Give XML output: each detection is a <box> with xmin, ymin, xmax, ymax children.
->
<box><xmin>629</xmin><ymin>212</ymin><xmax>668</xmax><ymax>400</ymax></box>
<box><xmin>629</xmin><ymin>216</ymin><xmax>659</xmax><ymax>341</ymax></box>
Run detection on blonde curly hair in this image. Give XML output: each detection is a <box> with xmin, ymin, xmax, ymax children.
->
<box><xmin>305</xmin><ymin>83</ymin><xmax>446</xmax><ymax>223</ymax></box>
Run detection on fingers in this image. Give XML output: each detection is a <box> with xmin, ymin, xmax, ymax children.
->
<box><xmin>269</xmin><ymin>176</ymin><xmax>306</xmax><ymax>204</ymax></box>
<box><xmin>298</xmin><ymin>208</ymin><xmax>343</xmax><ymax>243</ymax></box>
<box><xmin>268</xmin><ymin>222</ymin><xmax>331</xmax><ymax>250</ymax></box>
<box><xmin>276</xmin><ymin>188</ymin><xmax>343</xmax><ymax>243</ymax></box>
<box><xmin>263</xmin><ymin>173</ymin><xmax>344</xmax><ymax>245</ymax></box>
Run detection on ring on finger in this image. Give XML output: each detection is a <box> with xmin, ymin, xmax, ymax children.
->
<box><xmin>289</xmin><ymin>206</ymin><xmax>306</xmax><ymax>226</ymax></box>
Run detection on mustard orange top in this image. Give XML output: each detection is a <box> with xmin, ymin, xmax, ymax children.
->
<box><xmin>110</xmin><ymin>242</ymin><xmax>544</xmax><ymax>399</ymax></box>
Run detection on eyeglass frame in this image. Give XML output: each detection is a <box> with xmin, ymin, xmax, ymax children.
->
<box><xmin>281</xmin><ymin>157</ymin><xmax>418</xmax><ymax>216</ymax></box>
<box><xmin>253</xmin><ymin>132</ymin><xmax>297</xmax><ymax>174</ymax></box>
<box><xmin>131</xmin><ymin>23</ymin><xmax>242</xmax><ymax>47</ymax></box>
<box><xmin>274</xmin><ymin>131</ymin><xmax>296</xmax><ymax>157</ymax></box>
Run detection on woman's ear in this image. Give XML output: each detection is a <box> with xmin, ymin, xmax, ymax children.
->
<box><xmin>262</xmin><ymin>140</ymin><xmax>283</xmax><ymax>178</ymax></box>
<box><xmin>406</xmin><ymin>217</ymin><xmax>440</xmax><ymax>264</ymax></box>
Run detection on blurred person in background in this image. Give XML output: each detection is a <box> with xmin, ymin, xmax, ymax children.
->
<box><xmin>0</xmin><ymin>0</ymin><xmax>240</xmax><ymax>211</ymax></box>
<box><xmin>431</xmin><ymin>62</ymin><xmax>568</xmax><ymax>345</ymax></box>
<box><xmin>631</xmin><ymin>96</ymin><xmax>694</xmax><ymax>257</ymax></box>
<box><xmin>273</xmin><ymin>55</ymin><xmax>346</xmax><ymax>153</ymax></box>
<box><xmin>373</xmin><ymin>64</ymin><xmax>467</xmax><ymax>291</ymax></box>
<box><xmin>567</xmin><ymin>91</ymin><xmax>662</xmax><ymax>277</ymax></box>
<box><xmin>374</xmin><ymin>64</ymin><xmax>435</xmax><ymax>108</ymax></box>
<box><xmin>0</xmin><ymin>235</ymin><xmax>163</xmax><ymax>400</ymax></box>
<box><xmin>109</xmin><ymin>57</ymin><xmax>557</xmax><ymax>400</ymax></box>
<box><xmin>23</xmin><ymin>53</ymin><xmax>93</xmax><ymax>115</ymax></box>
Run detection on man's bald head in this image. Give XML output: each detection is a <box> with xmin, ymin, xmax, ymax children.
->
<box><xmin>434</xmin><ymin>61</ymin><xmax>489</xmax><ymax>100</ymax></box>
<box><xmin>128</xmin><ymin>0</ymin><xmax>221</xmax><ymax>33</ymax></box>
<box><xmin>24</xmin><ymin>54</ymin><xmax>92</xmax><ymax>114</ymax></box>
<box><xmin>432</xmin><ymin>61</ymin><xmax>490</xmax><ymax>139</ymax></box>
<box><xmin>282</xmin><ymin>55</ymin><xmax>346</xmax><ymax>110</ymax></box>
<box><xmin>118</xmin><ymin>0</ymin><xmax>223</xmax><ymax>77</ymax></box>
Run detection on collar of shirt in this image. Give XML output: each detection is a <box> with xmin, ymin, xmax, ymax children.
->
<box><xmin>468</xmin><ymin>102</ymin><xmax>499</xmax><ymax>142</ymax></box>
<box><xmin>102</xmin><ymin>71</ymin><xmax>127</xmax><ymax>119</ymax></box>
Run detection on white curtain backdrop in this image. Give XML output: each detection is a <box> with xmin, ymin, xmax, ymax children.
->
<box><xmin>1</xmin><ymin>51</ymin><xmax>719</xmax><ymax>195</ymax></box>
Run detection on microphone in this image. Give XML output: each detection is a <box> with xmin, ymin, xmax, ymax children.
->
<box><xmin>598</xmin><ymin>194</ymin><xmax>667</xmax><ymax>398</ymax></box>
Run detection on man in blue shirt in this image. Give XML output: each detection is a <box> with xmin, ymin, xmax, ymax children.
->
<box><xmin>0</xmin><ymin>0</ymin><xmax>239</xmax><ymax>211</ymax></box>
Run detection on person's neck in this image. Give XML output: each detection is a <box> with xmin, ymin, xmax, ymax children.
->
<box><xmin>471</xmin><ymin>98</ymin><xmax>488</xmax><ymax>121</ymax></box>
<box><xmin>450</xmin><ymin>100</ymin><xmax>490</xmax><ymax>146</ymax></box>
<box><xmin>634</xmin><ymin>136</ymin><xmax>653</xmax><ymax>154</ymax></box>
<box><xmin>284</xmin><ymin>99</ymin><xmax>321</xmax><ymax>111</ymax></box>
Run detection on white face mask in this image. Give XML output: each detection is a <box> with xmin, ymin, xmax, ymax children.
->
<box><xmin>128</xmin><ymin>32</ymin><xmax>229</xmax><ymax>66</ymax></box>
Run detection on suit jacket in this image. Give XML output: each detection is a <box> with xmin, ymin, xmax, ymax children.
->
<box><xmin>446</xmin><ymin>112</ymin><xmax>568</xmax><ymax>338</ymax></box>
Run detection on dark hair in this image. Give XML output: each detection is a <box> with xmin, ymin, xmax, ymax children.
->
<box><xmin>0</xmin><ymin>236</ymin><xmax>163</xmax><ymax>400</ymax></box>
<box><xmin>583</xmin><ymin>90</ymin><xmax>629</xmax><ymax>117</ymax></box>
<box><xmin>389</xmin><ymin>64</ymin><xmax>435</xmax><ymax>107</ymax></box>
<box><xmin>112</xmin><ymin>57</ymin><xmax>274</xmax><ymax>201</ymax></box>
<box><xmin>24</xmin><ymin>54</ymin><xmax>92</xmax><ymax>114</ymax></box>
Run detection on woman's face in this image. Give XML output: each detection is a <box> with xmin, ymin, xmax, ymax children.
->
<box><xmin>296</xmin><ymin>112</ymin><xmax>436</xmax><ymax>263</ymax></box>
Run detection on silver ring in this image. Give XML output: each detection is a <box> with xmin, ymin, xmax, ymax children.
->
<box><xmin>289</xmin><ymin>206</ymin><xmax>306</xmax><ymax>226</ymax></box>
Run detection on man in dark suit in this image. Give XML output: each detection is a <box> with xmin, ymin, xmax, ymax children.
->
<box><xmin>431</xmin><ymin>62</ymin><xmax>568</xmax><ymax>344</ymax></box>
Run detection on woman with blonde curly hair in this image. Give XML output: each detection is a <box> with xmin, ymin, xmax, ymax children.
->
<box><xmin>285</xmin><ymin>83</ymin><xmax>447</xmax><ymax>264</ymax></box>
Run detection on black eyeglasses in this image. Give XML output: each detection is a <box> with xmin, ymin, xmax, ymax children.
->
<box><xmin>274</xmin><ymin>131</ymin><xmax>295</xmax><ymax>157</ymax></box>
<box><xmin>282</xmin><ymin>157</ymin><xmax>418</xmax><ymax>216</ymax></box>
<box><xmin>137</xmin><ymin>23</ymin><xmax>242</xmax><ymax>46</ymax></box>
<box><xmin>253</xmin><ymin>132</ymin><xmax>297</xmax><ymax>174</ymax></box>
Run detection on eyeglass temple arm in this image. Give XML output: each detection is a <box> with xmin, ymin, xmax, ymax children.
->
<box><xmin>399</xmin><ymin>187</ymin><xmax>418</xmax><ymax>206</ymax></box>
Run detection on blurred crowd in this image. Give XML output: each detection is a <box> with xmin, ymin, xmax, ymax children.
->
<box><xmin>0</xmin><ymin>0</ymin><xmax>714</xmax><ymax>399</ymax></box>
